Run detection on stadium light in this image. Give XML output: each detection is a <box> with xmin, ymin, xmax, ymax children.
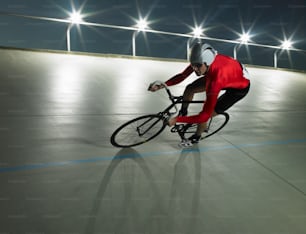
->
<box><xmin>233</xmin><ymin>32</ymin><xmax>251</xmax><ymax>59</ymax></box>
<box><xmin>192</xmin><ymin>26</ymin><xmax>203</xmax><ymax>38</ymax></box>
<box><xmin>240</xmin><ymin>33</ymin><xmax>250</xmax><ymax>44</ymax></box>
<box><xmin>136</xmin><ymin>19</ymin><xmax>148</xmax><ymax>31</ymax></box>
<box><xmin>132</xmin><ymin>18</ymin><xmax>149</xmax><ymax>56</ymax></box>
<box><xmin>66</xmin><ymin>11</ymin><xmax>84</xmax><ymax>51</ymax></box>
<box><xmin>69</xmin><ymin>11</ymin><xmax>83</xmax><ymax>24</ymax></box>
<box><xmin>274</xmin><ymin>39</ymin><xmax>293</xmax><ymax>68</ymax></box>
<box><xmin>186</xmin><ymin>26</ymin><xmax>204</xmax><ymax>59</ymax></box>
<box><xmin>281</xmin><ymin>40</ymin><xmax>292</xmax><ymax>50</ymax></box>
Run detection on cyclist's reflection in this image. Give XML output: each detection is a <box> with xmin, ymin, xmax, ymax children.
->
<box><xmin>85</xmin><ymin>148</ymin><xmax>163</xmax><ymax>234</ymax></box>
<box><xmin>85</xmin><ymin>146</ymin><xmax>201</xmax><ymax>234</ymax></box>
<box><xmin>166</xmin><ymin>145</ymin><xmax>201</xmax><ymax>234</ymax></box>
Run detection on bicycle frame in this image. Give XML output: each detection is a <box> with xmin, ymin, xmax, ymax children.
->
<box><xmin>159</xmin><ymin>85</ymin><xmax>205</xmax><ymax>119</ymax></box>
<box><xmin>155</xmin><ymin>86</ymin><xmax>205</xmax><ymax>140</ymax></box>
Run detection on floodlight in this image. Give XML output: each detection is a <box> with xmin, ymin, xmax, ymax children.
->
<box><xmin>240</xmin><ymin>33</ymin><xmax>250</xmax><ymax>44</ymax></box>
<box><xmin>281</xmin><ymin>40</ymin><xmax>292</xmax><ymax>50</ymax></box>
<box><xmin>136</xmin><ymin>19</ymin><xmax>148</xmax><ymax>31</ymax></box>
<box><xmin>192</xmin><ymin>27</ymin><xmax>203</xmax><ymax>38</ymax></box>
<box><xmin>132</xmin><ymin>18</ymin><xmax>149</xmax><ymax>56</ymax></box>
<box><xmin>69</xmin><ymin>11</ymin><xmax>83</xmax><ymax>24</ymax></box>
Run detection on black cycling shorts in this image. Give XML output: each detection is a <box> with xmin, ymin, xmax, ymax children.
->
<box><xmin>214</xmin><ymin>83</ymin><xmax>250</xmax><ymax>114</ymax></box>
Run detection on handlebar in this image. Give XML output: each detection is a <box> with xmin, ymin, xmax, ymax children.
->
<box><xmin>148</xmin><ymin>80</ymin><xmax>176</xmax><ymax>98</ymax></box>
<box><xmin>149</xmin><ymin>80</ymin><xmax>181</xmax><ymax>115</ymax></box>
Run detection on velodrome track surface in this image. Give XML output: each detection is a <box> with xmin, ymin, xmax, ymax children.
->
<box><xmin>0</xmin><ymin>48</ymin><xmax>306</xmax><ymax>234</ymax></box>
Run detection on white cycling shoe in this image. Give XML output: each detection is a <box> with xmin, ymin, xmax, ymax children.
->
<box><xmin>178</xmin><ymin>134</ymin><xmax>201</xmax><ymax>148</ymax></box>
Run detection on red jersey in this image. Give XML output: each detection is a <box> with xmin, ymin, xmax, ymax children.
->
<box><xmin>165</xmin><ymin>54</ymin><xmax>250</xmax><ymax>123</ymax></box>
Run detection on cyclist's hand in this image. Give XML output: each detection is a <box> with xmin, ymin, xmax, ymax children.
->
<box><xmin>148</xmin><ymin>81</ymin><xmax>165</xmax><ymax>92</ymax></box>
<box><xmin>168</xmin><ymin>116</ymin><xmax>177</xmax><ymax>126</ymax></box>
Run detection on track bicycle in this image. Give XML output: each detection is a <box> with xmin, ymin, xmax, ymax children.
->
<box><xmin>110</xmin><ymin>82</ymin><xmax>229</xmax><ymax>148</ymax></box>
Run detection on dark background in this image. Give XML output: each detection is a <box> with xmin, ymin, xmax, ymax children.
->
<box><xmin>0</xmin><ymin>0</ymin><xmax>305</xmax><ymax>71</ymax></box>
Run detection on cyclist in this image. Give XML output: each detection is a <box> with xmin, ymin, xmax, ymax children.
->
<box><xmin>148</xmin><ymin>42</ymin><xmax>250</xmax><ymax>144</ymax></box>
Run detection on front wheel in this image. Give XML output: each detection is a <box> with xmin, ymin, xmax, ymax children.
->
<box><xmin>110</xmin><ymin>114</ymin><xmax>167</xmax><ymax>148</ymax></box>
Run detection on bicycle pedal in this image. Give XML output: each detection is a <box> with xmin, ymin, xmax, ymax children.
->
<box><xmin>170</xmin><ymin>126</ymin><xmax>177</xmax><ymax>133</ymax></box>
<box><xmin>171</xmin><ymin>124</ymin><xmax>184</xmax><ymax>133</ymax></box>
<box><xmin>178</xmin><ymin>139</ymin><xmax>193</xmax><ymax>148</ymax></box>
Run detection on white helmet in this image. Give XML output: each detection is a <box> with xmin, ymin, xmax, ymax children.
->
<box><xmin>189</xmin><ymin>42</ymin><xmax>217</xmax><ymax>66</ymax></box>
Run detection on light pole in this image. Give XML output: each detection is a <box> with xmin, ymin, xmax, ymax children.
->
<box><xmin>132</xmin><ymin>31</ymin><xmax>137</xmax><ymax>56</ymax></box>
<box><xmin>274</xmin><ymin>40</ymin><xmax>292</xmax><ymax>68</ymax></box>
<box><xmin>233</xmin><ymin>44</ymin><xmax>239</xmax><ymax>59</ymax></box>
<box><xmin>273</xmin><ymin>50</ymin><xmax>279</xmax><ymax>68</ymax></box>
<box><xmin>233</xmin><ymin>33</ymin><xmax>250</xmax><ymax>59</ymax></box>
<box><xmin>66</xmin><ymin>11</ymin><xmax>83</xmax><ymax>52</ymax></box>
<box><xmin>66</xmin><ymin>23</ymin><xmax>73</xmax><ymax>51</ymax></box>
<box><xmin>186</xmin><ymin>37</ymin><xmax>192</xmax><ymax>60</ymax></box>
<box><xmin>132</xmin><ymin>19</ymin><xmax>148</xmax><ymax>56</ymax></box>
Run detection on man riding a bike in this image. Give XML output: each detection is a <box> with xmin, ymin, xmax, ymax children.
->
<box><xmin>148</xmin><ymin>42</ymin><xmax>251</xmax><ymax>144</ymax></box>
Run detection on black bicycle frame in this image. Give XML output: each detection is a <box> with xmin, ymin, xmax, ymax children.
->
<box><xmin>161</xmin><ymin>95</ymin><xmax>205</xmax><ymax>117</ymax></box>
<box><xmin>136</xmin><ymin>86</ymin><xmax>206</xmax><ymax>139</ymax></box>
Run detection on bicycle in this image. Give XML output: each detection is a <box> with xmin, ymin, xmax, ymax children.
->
<box><xmin>110</xmin><ymin>81</ymin><xmax>229</xmax><ymax>148</ymax></box>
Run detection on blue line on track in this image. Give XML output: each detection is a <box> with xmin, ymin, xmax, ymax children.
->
<box><xmin>1</xmin><ymin>138</ymin><xmax>306</xmax><ymax>173</ymax></box>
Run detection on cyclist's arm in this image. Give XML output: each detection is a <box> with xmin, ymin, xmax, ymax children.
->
<box><xmin>148</xmin><ymin>65</ymin><xmax>194</xmax><ymax>92</ymax></box>
<box><xmin>176</xmin><ymin>87</ymin><xmax>220</xmax><ymax>124</ymax></box>
<box><xmin>165</xmin><ymin>65</ymin><xmax>194</xmax><ymax>86</ymax></box>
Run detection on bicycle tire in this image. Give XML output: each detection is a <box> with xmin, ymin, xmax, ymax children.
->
<box><xmin>171</xmin><ymin>112</ymin><xmax>229</xmax><ymax>141</ymax></box>
<box><xmin>110</xmin><ymin>114</ymin><xmax>167</xmax><ymax>148</ymax></box>
<box><xmin>201</xmin><ymin>112</ymin><xmax>229</xmax><ymax>139</ymax></box>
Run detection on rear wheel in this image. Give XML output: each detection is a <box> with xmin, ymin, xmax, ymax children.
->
<box><xmin>174</xmin><ymin>112</ymin><xmax>229</xmax><ymax>140</ymax></box>
<box><xmin>110</xmin><ymin>114</ymin><xmax>166</xmax><ymax>148</ymax></box>
<box><xmin>201</xmin><ymin>112</ymin><xmax>229</xmax><ymax>139</ymax></box>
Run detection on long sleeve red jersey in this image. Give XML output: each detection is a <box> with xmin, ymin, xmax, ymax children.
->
<box><xmin>165</xmin><ymin>54</ymin><xmax>250</xmax><ymax>123</ymax></box>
